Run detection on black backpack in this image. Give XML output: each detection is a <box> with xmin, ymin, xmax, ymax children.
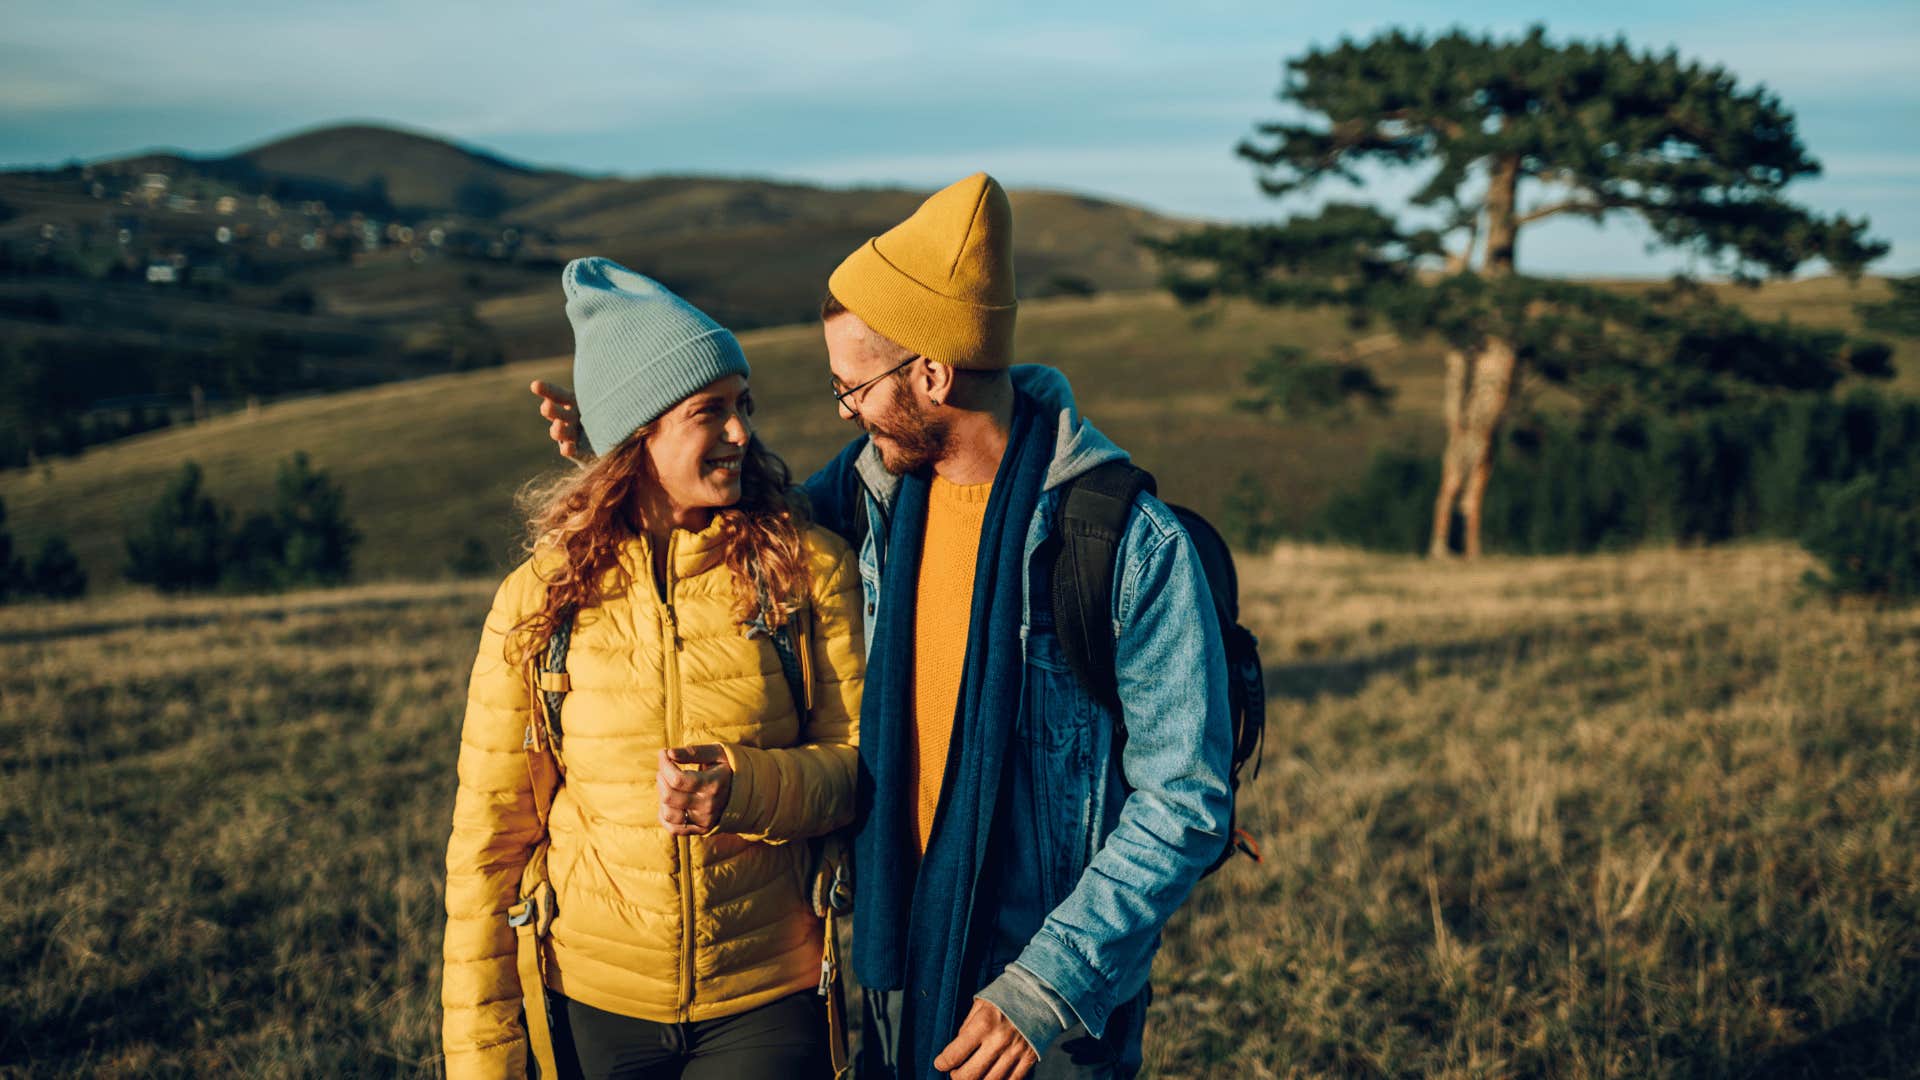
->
<box><xmin>838</xmin><ymin>454</ymin><xmax>1267</xmax><ymax>874</ymax></box>
<box><xmin>1050</xmin><ymin>461</ymin><xmax>1266</xmax><ymax>875</ymax></box>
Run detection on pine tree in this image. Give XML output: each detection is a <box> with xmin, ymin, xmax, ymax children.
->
<box><xmin>1857</xmin><ymin>275</ymin><xmax>1920</xmax><ymax>338</ymax></box>
<box><xmin>272</xmin><ymin>452</ymin><xmax>358</xmax><ymax>586</ymax></box>
<box><xmin>124</xmin><ymin>462</ymin><xmax>229</xmax><ymax>593</ymax></box>
<box><xmin>1156</xmin><ymin>26</ymin><xmax>1890</xmax><ymax>557</ymax></box>
<box><xmin>0</xmin><ymin>497</ymin><xmax>25</xmax><ymax>602</ymax></box>
<box><xmin>26</xmin><ymin>536</ymin><xmax>86</xmax><ymax>600</ymax></box>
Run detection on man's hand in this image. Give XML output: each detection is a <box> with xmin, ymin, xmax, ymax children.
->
<box><xmin>658</xmin><ymin>745</ymin><xmax>733</xmax><ymax>835</ymax></box>
<box><xmin>531</xmin><ymin>379</ymin><xmax>593</xmax><ymax>462</ymax></box>
<box><xmin>933</xmin><ymin>998</ymin><xmax>1039</xmax><ymax>1080</ymax></box>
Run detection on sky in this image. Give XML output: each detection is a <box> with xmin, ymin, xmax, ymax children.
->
<box><xmin>3</xmin><ymin>0</ymin><xmax>1917</xmax><ymax>277</ymax></box>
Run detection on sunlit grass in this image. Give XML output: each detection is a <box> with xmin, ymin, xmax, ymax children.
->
<box><xmin>2</xmin><ymin>544</ymin><xmax>1914</xmax><ymax>1076</ymax></box>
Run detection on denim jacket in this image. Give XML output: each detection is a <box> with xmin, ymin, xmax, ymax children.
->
<box><xmin>803</xmin><ymin>366</ymin><xmax>1233</xmax><ymax>1063</ymax></box>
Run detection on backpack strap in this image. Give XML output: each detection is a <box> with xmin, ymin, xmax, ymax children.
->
<box><xmin>743</xmin><ymin>557</ymin><xmax>850</xmax><ymax>1076</ymax></box>
<box><xmin>844</xmin><ymin>451</ymin><xmax>871</xmax><ymax>559</ymax></box>
<box><xmin>744</xmin><ymin>558</ymin><xmax>812</xmax><ymax>719</ymax></box>
<box><xmin>511</xmin><ymin>603</ymin><xmax>574</xmax><ymax>1080</ymax></box>
<box><xmin>1053</xmin><ymin>461</ymin><xmax>1156</xmax><ymax>712</ymax></box>
<box><xmin>533</xmin><ymin>608</ymin><xmax>575</xmax><ymax>757</ymax></box>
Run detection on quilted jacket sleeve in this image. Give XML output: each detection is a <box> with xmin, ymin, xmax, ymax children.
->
<box><xmin>441</xmin><ymin>569</ymin><xmax>544</xmax><ymax>1079</ymax></box>
<box><xmin>717</xmin><ymin>529</ymin><xmax>863</xmax><ymax>841</ymax></box>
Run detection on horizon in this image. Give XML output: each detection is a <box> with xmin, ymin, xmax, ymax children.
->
<box><xmin>3</xmin><ymin>2</ymin><xmax>1917</xmax><ymax>277</ymax></box>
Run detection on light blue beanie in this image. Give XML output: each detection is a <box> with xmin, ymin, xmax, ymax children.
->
<box><xmin>563</xmin><ymin>257</ymin><xmax>751</xmax><ymax>455</ymax></box>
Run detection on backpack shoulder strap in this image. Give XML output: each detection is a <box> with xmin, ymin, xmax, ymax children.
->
<box><xmin>514</xmin><ymin>606</ymin><xmax>573</xmax><ymax>1080</ymax></box>
<box><xmin>534</xmin><ymin>607</ymin><xmax>575</xmax><ymax>746</ymax></box>
<box><xmin>525</xmin><ymin>604</ymin><xmax>576</xmax><ymax>820</ymax></box>
<box><xmin>1053</xmin><ymin>461</ymin><xmax>1155</xmax><ymax>712</ymax></box>
<box><xmin>745</xmin><ymin>558</ymin><xmax>812</xmax><ymax>720</ymax></box>
<box><xmin>844</xmin><ymin>455</ymin><xmax>871</xmax><ymax>557</ymax></box>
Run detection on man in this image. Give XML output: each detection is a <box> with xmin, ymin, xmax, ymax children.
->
<box><xmin>535</xmin><ymin>173</ymin><xmax>1231</xmax><ymax>1080</ymax></box>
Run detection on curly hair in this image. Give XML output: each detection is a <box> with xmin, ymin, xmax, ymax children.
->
<box><xmin>506</xmin><ymin>427</ymin><xmax>811</xmax><ymax>665</ymax></box>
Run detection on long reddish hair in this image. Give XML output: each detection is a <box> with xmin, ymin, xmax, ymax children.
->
<box><xmin>506</xmin><ymin>427</ymin><xmax>811</xmax><ymax>665</ymax></box>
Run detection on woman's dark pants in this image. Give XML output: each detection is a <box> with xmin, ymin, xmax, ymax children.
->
<box><xmin>540</xmin><ymin>990</ymin><xmax>830</xmax><ymax>1080</ymax></box>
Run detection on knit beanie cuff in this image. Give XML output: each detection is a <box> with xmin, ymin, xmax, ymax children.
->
<box><xmin>829</xmin><ymin>240</ymin><xmax>1017</xmax><ymax>370</ymax></box>
<box><xmin>577</xmin><ymin>329</ymin><xmax>749</xmax><ymax>454</ymax></box>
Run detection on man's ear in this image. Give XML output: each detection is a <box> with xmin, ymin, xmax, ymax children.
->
<box><xmin>924</xmin><ymin>359</ymin><xmax>956</xmax><ymax>405</ymax></box>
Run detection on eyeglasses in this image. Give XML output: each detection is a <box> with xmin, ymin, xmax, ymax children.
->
<box><xmin>829</xmin><ymin>355</ymin><xmax>920</xmax><ymax>415</ymax></box>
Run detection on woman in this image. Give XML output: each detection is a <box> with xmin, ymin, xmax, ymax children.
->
<box><xmin>442</xmin><ymin>258</ymin><xmax>863</xmax><ymax>1079</ymax></box>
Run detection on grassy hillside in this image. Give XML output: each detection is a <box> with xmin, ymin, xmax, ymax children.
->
<box><xmin>2</xmin><ymin>542</ymin><xmax>1912</xmax><ymax>1075</ymax></box>
<box><xmin>0</xmin><ymin>292</ymin><xmax>1449</xmax><ymax>592</ymax></box>
<box><xmin>5</xmin><ymin>273</ymin><xmax>1907</xmax><ymax>597</ymax></box>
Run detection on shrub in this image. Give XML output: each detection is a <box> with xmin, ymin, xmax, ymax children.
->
<box><xmin>1801</xmin><ymin>468</ymin><xmax>1920</xmax><ymax>600</ymax></box>
<box><xmin>1040</xmin><ymin>273</ymin><xmax>1098</xmax><ymax>299</ymax></box>
<box><xmin>26</xmin><ymin>536</ymin><xmax>86</xmax><ymax>600</ymax></box>
<box><xmin>0</xmin><ymin>497</ymin><xmax>23</xmax><ymax>601</ymax></box>
<box><xmin>272</xmin><ymin>452</ymin><xmax>358</xmax><ymax>586</ymax></box>
<box><xmin>448</xmin><ymin>536</ymin><xmax>496</xmax><ymax>578</ymax></box>
<box><xmin>1219</xmin><ymin>472</ymin><xmax>1285</xmax><ymax>551</ymax></box>
<box><xmin>1238</xmin><ymin>346</ymin><xmax>1393</xmax><ymax>424</ymax></box>
<box><xmin>124</xmin><ymin>463</ymin><xmax>229</xmax><ymax>592</ymax></box>
<box><xmin>124</xmin><ymin>455</ymin><xmax>358</xmax><ymax>593</ymax></box>
<box><xmin>226</xmin><ymin>511</ymin><xmax>289</xmax><ymax>591</ymax></box>
<box><xmin>1313</xmin><ymin>391</ymin><xmax>1920</xmax><ymax>556</ymax></box>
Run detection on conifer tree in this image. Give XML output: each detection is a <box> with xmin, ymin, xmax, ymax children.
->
<box><xmin>272</xmin><ymin>452</ymin><xmax>358</xmax><ymax>586</ymax></box>
<box><xmin>0</xmin><ymin>497</ymin><xmax>24</xmax><ymax>602</ymax></box>
<box><xmin>27</xmin><ymin>537</ymin><xmax>86</xmax><ymax>600</ymax></box>
<box><xmin>1157</xmin><ymin>26</ymin><xmax>1890</xmax><ymax>557</ymax></box>
<box><xmin>1857</xmin><ymin>275</ymin><xmax>1920</xmax><ymax>338</ymax></box>
<box><xmin>124</xmin><ymin>462</ymin><xmax>228</xmax><ymax>592</ymax></box>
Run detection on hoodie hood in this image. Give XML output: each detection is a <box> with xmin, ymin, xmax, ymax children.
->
<box><xmin>1012</xmin><ymin>365</ymin><xmax>1130</xmax><ymax>492</ymax></box>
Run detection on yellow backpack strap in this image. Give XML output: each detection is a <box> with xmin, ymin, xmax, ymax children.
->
<box><xmin>822</xmin><ymin>905</ymin><xmax>850</xmax><ymax>1079</ymax></box>
<box><xmin>812</xmin><ymin>834</ymin><xmax>853</xmax><ymax>1078</ymax></box>
<box><xmin>511</xmin><ymin>607</ymin><xmax>573</xmax><ymax>1079</ymax></box>
<box><xmin>507</xmin><ymin>877</ymin><xmax>559</xmax><ymax>1080</ymax></box>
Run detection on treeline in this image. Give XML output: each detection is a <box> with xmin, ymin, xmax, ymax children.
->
<box><xmin>124</xmin><ymin>455</ymin><xmax>358</xmax><ymax>593</ymax></box>
<box><xmin>1276</xmin><ymin>389</ymin><xmax>1920</xmax><ymax>596</ymax></box>
<box><xmin>0</xmin><ymin>304</ymin><xmax>503</xmax><ymax>468</ymax></box>
<box><xmin>0</xmin><ymin>497</ymin><xmax>85</xmax><ymax>602</ymax></box>
<box><xmin>0</xmin><ymin>453</ymin><xmax>361</xmax><ymax>604</ymax></box>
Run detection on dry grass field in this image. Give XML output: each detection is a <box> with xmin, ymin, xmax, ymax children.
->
<box><xmin>3</xmin><ymin>541</ymin><xmax>1914</xmax><ymax>1077</ymax></box>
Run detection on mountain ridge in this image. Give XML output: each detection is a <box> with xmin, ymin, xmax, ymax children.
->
<box><xmin>0</xmin><ymin>121</ymin><xmax>1186</xmax><ymax>465</ymax></box>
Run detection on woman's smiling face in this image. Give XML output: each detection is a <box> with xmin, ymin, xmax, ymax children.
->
<box><xmin>643</xmin><ymin>374</ymin><xmax>754</xmax><ymax>527</ymax></box>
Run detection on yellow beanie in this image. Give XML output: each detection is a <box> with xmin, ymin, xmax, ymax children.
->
<box><xmin>828</xmin><ymin>172</ymin><xmax>1017</xmax><ymax>370</ymax></box>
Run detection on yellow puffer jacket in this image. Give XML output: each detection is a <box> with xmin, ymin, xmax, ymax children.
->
<box><xmin>441</xmin><ymin>519</ymin><xmax>863</xmax><ymax>1078</ymax></box>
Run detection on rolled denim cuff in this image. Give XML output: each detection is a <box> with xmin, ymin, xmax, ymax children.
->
<box><xmin>976</xmin><ymin>962</ymin><xmax>1078</xmax><ymax>1058</ymax></box>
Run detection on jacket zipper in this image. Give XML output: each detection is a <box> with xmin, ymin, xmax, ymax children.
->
<box><xmin>660</xmin><ymin>532</ymin><xmax>696</xmax><ymax>1021</ymax></box>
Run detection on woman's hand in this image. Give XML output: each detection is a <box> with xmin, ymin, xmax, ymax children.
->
<box><xmin>658</xmin><ymin>745</ymin><xmax>733</xmax><ymax>835</ymax></box>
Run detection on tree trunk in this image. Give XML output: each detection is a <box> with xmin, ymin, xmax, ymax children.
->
<box><xmin>1456</xmin><ymin>336</ymin><xmax>1518</xmax><ymax>558</ymax></box>
<box><xmin>1482</xmin><ymin>155</ymin><xmax>1521</xmax><ymax>276</ymax></box>
<box><xmin>1429</xmin><ymin>348</ymin><xmax>1470</xmax><ymax>557</ymax></box>
<box><xmin>1428</xmin><ymin>155</ymin><xmax>1522</xmax><ymax>559</ymax></box>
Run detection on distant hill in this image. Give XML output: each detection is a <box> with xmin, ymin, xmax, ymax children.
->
<box><xmin>0</xmin><ymin>122</ymin><xmax>1187</xmax><ymax>464</ymax></box>
<box><xmin>8</xmin><ymin>120</ymin><xmax>1180</xmax><ymax>323</ymax></box>
<box><xmin>228</xmin><ymin>124</ymin><xmax>579</xmax><ymax>216</ymax></box>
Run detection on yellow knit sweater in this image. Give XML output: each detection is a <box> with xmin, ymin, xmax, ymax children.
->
<box><xmin>910</xmin><ymin>474</ymin><xmax>993</xmax><ymax>855</ymax></box>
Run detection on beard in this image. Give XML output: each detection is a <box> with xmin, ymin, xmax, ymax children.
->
<box><xmin>864</xmin><ymin>393</ymin><xmax>949</xmax><ymax>475</ymax></box>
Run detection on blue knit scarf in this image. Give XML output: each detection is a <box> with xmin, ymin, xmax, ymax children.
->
<box><xmin>852</xmin><ymin>393</ymin><xmax>1051</xmax><ymax>1077</ymax></box>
